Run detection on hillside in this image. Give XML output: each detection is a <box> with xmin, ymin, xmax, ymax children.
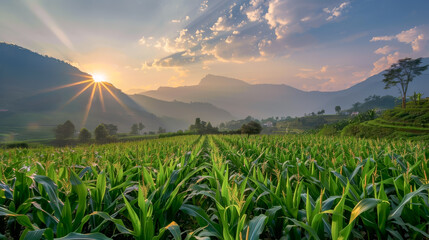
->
<box><xmin>142</xmin><ymin>66</ymin><xmax>429</xmax><ymax>118</ymax></box>
<box><xmin>130</xmin><ymin>94</ymin><xmax>235</xmax><ymax>130</ymax></box>
<box><xmin>0</xmin><ymin>43</ymin><xmax>163</xmax><ymax>140</ymax></box>
<box><xmin>342</xmin><ymin>99</ymin><xmax>429</xmax><ymax>140</ymax></box>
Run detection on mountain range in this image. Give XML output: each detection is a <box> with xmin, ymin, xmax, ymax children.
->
<box><xmin>142</xmin><ymin>67</ymin><xmax>429</xmax><ymax>118</ymax></box>
<box><xmin>1</xmin><ymin>42</ymin><xmax>428</xmax><ymax>140</ymax></box>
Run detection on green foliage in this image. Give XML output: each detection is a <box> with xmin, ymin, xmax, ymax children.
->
<box><xmin>130</xmin><ymin>123</ymin><xmax>139</xmax><ymax>135</ymax></box>
<box><xmin>0</xmin><ymin>135</ymin><xmax>428</xmax><ymax>239</ymax></box>
<box><xmin>94</xmin><ymin>124</ymin><xmax>109</xmax><ymax>142</ymax></box>
<box><xmin>335</xmin><ymin>105</ymin><xmax>341</xmax><ymax>114</ymax></box>
<box><xmin>240</xmin><ymin>121</ymin><xmax>262</xmax><ymax>135</ymax></box>
<box><xmin>382</xmin><ymin>57</ymin><xmax>428</xmax><ymax>108</ymax></box>
<box><xmin>78</xmin><ymin>128</ymin><xmax>91</xmax><ymax>143</ymax></box>
<box><xmin>102</xmin><ymin>123</ymin><xmax>118</xmax><ymax>136</ymax></box>
<box><xmin>54</xmin><ymin>120</ymin><xmax>75</xmax><ymax>140</ymax></box>
<box><xmin>339</xmin><ymin>99</ymin><xmax>429</xmax><ymax>139</ymax></box>
<box><xmin>189</xmin><ymin>118</ymin><xmax>219</xmax><ymax>134</ymax></box>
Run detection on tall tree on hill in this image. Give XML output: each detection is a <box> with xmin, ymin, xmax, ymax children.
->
<box><xmin>382</xmin><ymin>57</ymin><xmax>428</xmax><ymax>108</ymax></box>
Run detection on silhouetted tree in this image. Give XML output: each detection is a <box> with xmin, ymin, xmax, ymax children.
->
<box><xmin>383</xmin><ymin>57</ymin><xmax>428</xmax><ymax>108</ymax></box>
<box><xmin>352</xmin><ymin>102</ymin><xmax>361</xmax><ymax>111</ymax></box>
<box><xmin>78</xmin><ymin>128</ymin><xmax>91</xmax><ymax>142</ymax></box>
<box><xmin>317</xmin><ymin>109</ymin><xmax>325</xmax><ymax>115</ymax></box>
<box><xmin>103</xmin><ymin>123</ymin><xmax>118</xmax><ymax>135</ymax></box>
<box><xmin>138</xmin><ymin>122</ymin><xmax>145</xmax><ymax>134</ymax></box>
<box><xmin>54</xmin><ymin>120</ymin><xmax>75</xmax><ymax>140</ymax></box>
<box><xmin>241</xmin><ymin>121</ymin><xmax>262</xmax><ymax>135</ymax></box>
<box><xmin>158</xmin><ymin>127</ymin><xmax>166</xmax><ymax>134</ymax></box>
<box><xmin>335</xmin><ymin>106</ymin><xmax>341</xmax><ymax>114</ymax></box>
<box><xmin>130</xmin><ymin>124</ymin><xmax>139</xmax><ymax>135</ymax></box>
<box><xmin>95</xmin><ymin>124</ymin><xmax>109</xmax><ymax>142</ymax></box>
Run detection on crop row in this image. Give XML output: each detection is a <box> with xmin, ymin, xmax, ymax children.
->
<box><xmin>0</xmin><ymin>135</ymin><xmax>428</xmax><ymax>239</ymax></box>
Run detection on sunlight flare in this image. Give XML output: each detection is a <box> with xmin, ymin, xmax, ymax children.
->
<box><xmin>101</xmin><ymin>82</ymin><xmax>133</xmax><ymax>114</ymax></box>
<box><xmin>92</xmin><ymin>73</ymin><xmax>107</xmax><ymax>83</ymax></box>
<box><xmin>60</xmin><ymin>82</ymin><xmax>95</xmax><ymax>109</ymax></box>
<box><xmin>82</xmin><ymin>83</ymin><xmax>97</xmax><ymax>127</ymax></box>
<box><xmin>40</xmin><ymin>79</ymin><xmax>93</xmax><ymax>93</ymax></box>
<box><xmin>98</xmin><ymin>83</ymin><xmax>106</xmax><ymax>112</ymax></box>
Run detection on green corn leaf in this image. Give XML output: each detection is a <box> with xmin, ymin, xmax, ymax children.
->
<box><xmin>0</xmin><ymin>206</ymin><xmax>35</xmax><ymax>230</ymax></box>
<box><xmin>165</xmin><ymin>221</ymin><xmax>182</xmax><ymax>240</ymax></box>
<box><xmin>338</xmin><ymin>198</ymin><xmax>387</xmax><ymax>240</ymax></box>
<box><xmin>241</xmin><ymin>214</ymin><xmax>267</xmax><ymax>240</ymax></box>
<box><xmin>389</xmin><ymin>184</ymin><xmax>429</xmax><ymax>219</ymax></box>
<box><xmin>54</xmin><ymin>232</ymin><xmax>111</xmax><ymax>240</ymax></box>
<box><xmin>22</xmin><ymin>228</ymin><xmax>54</xmax><ymax>240</ymax></box>
<box><xmin>180</xmin><ymin>204</ymin><xmax>222</xmax><ymax>238</ymax></box>
<box><xmin>69</xmin><ymin>171</ymin><xmax>87</xmax><ymax>231</ymax></box>
<box><xmin>32</xmin><ymin>175</ymin><xmax>63</xmax><ymax>220</ymax></box>
<box><xmin>331</xmin><ymin>182</ymin><xmax>349</xmax><ymax>240</ymax></box>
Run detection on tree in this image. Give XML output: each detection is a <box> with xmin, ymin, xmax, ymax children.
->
<box><xmin>352</xmin><ymin>102</ymin><xmax>361</xmax><ymax>111</ymax></box>
<box><xmin>158</xmin><ymin>127</ymin><xmax>166</xmax><ymax>134</ymax></box>
<box><xmin>138</xmin><ymin>122</ymin><xmax>145</xmax><ymax>134</ymax></box>
<box><xmin>103</xmin><ymin>123</ymin><xmax>118</xmax><ymax>135</ymax></box>
<box><xmin>317</xmin><ymin>109</ymin><xmax>325</xmax><ymax>115</ymax></box>
<box><xmin>241</xmin><ymin>121</ymin><xmax>262</xmax><ymax>135</ymax></box>
<box><xmin>54</xmin><ymin>120</ymin><xmax>75</xmax><ymax>140</ymax></box>
<box><xmin>94</xmin><ymin>124</ymin><xmax>109</xmax><ymax>142</ymax></box>
<box><xmin>335</xmin><ymin>106</ymin><xmax>341</xmax><ymax>115</ymax></box>
<box><xmin>78</xmin><ymin>128</ymin><xmax>91</xmax><ymax>142</ymax></box>
<box><xmin>130</xmin><ymin>124</ymin><xmax>139</xmax><ymax>135</ymax></box>
<box><xmin>382</xmin><ymin>57</ymin><xmax>428</xmax><ymax>108</ymax></box>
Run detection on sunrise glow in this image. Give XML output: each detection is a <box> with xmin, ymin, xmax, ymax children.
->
<box><xmin>92</xmin><ymin>73</ymin><xmax>107</xmax><ymax>83</ymax></box>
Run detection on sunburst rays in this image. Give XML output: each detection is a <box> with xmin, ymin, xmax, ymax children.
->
<box><xmin>44</xmin><ymin>75</ymin><xmax>128</xmax><ymax>128</ymax></box>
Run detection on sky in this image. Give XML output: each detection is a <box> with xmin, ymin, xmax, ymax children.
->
<box><xmin>1</xmin><ymin>0</ymin><xmax>429</xmax><ymax>92</ymax></box>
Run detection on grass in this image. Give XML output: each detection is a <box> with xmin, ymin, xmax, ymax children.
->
<box><xmin>0</xmin><ymin>134</ymin><xmax>428</xmax><ymax>239</ymax></box>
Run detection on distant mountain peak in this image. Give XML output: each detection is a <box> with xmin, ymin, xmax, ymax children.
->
<box><xmin>198</xmin><ymin>74</ymin><xmax>250</xmax><ymax>87</ymax></box>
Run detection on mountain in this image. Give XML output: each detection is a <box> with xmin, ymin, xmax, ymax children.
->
<box><xmin>0</xmin><ymin>43</ymin><xmax>164</xmax><ymax>140</ymax></box>
<box><xmin>142</xmin><ymin>64</ymin><xmax>429</xmax><ymax>118</ymax></box>
<box><xmin>130</xmin><ymin>94</ymin><xmax>235</xmax><ymax>130</ymax></box>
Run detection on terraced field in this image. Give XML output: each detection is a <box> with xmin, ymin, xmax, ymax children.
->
<box><xmin>0</xmin><ymin>135</ymin><xmax>428</xmax><ymax>239</ymax></box>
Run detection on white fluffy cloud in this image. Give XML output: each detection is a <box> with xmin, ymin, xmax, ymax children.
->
<box><xmin>323</xmin><ymin>2</ymin><xmax>350</xmax><ymax>21</ymax></box>
<box><xmin>264</xmin><ymin>0</ymin><xmax>351</xmax><ymax>39</ymax></box>
<box><xmin>370</xmin><ymin>26</ymin><xmax>429</xmax><ymax>75</ymax></box>
<box><xmin>371</xmin><ymin>26</ymin><xmax>428</xmax><ymax>53</ymax></box>
<box><xmin>374</xmin><ymin>45</ymin><xmax>395</xmax><ymax>55</ymax></box>
<box><xmin>140</xmin><ymin>0</ymin><xmax>353</xmax><ymax>67</ymax></box>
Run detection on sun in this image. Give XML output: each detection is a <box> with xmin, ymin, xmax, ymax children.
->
<box><xmin>92</xmin><ymin>73</ymin><xmax>107</xmax><ymax>83</ymax></box>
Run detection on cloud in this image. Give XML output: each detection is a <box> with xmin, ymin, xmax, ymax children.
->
<box><xmin>370</xmin><ymin>52</ymin><xmax>401</xmax><ymax>75</ymax></box>
<box><xmin>139</xmin><ymin>0</ymin><xmax>352</xmax><ymax>68</ymax></box>
<box><xmin>370</xmin><ymin>36</ymin><xmax>395</xmax><ymax>42</ymax></box>
<box><xmin>201</xmin><ymin>35</ymin><xmax>265</xmax><ymax>63</ymax></box>
<box><xmin>374</xmin><ymin>45</ymin><xmax>395</xmax><ymax>55</ymax></box>
<box><xmin>370</xmin><ymin>26</ymin><xmax>429</xmax><ymax>75</ymax></box>
<box><xmin>371</xmin><ymin>26</ymin><xmax>428</xmax><ymax>53</ymax></box>
<box><xmin>323</xmin><ymin>2</ymin><xmax>350</xmax><ymax>21</ymax></box>
<box><xmin>171</xmin><ymin>16</ymin><xmax>190</xmax><ymax>23</ymax></box>
<box><xmin>264</xmin><ymin>0</ymin><xmax>351</xmax><ymax>39</ymax></box>
<box><xmin>296</xmin><ymin>64</ymin><xmax>368</xmax><ymax>91</ymax></box>
<box><xmin>200</xmin><ymin>0</ymin><xmax>208</xmax><ymax>12</ymax></box>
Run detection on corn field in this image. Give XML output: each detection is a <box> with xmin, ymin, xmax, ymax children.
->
<box><xmin>0</xmin><ymin>135</ymin><xmax>428</xmax><ymax>239</ymax></box>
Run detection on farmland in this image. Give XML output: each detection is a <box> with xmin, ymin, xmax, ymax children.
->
<box><xmin>0</xmin><ymin>135</ymin><xmax>428</xmax><ymax>239</ymax></box>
